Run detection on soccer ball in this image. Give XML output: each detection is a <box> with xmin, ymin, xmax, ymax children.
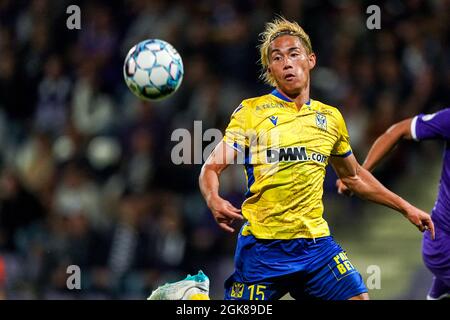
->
<box><xmin>123</xmin><ymin>39</ymin><xmax>184</xmax><ymax>101</ymax></box>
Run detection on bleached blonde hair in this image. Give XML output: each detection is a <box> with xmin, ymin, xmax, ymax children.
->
<box><xmin>259</xmin><ymin>17</ymin><xmax>313</xmax><ymax>87</ymax></box>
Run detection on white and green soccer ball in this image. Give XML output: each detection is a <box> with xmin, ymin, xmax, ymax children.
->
<box><xmin>123</xmin><ymin>39</ymin><xmax>184</xmax><ymax>101</ymax></box>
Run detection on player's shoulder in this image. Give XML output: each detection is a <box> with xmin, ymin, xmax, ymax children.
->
<box><xmin>417</xmin><ymin>108</ymin><xmax>450</xmax><ymax>120</ymax></box>
<box><xmin>231</xmin><ymin>93</ymin><xmax>277</xmax><ymax>115</ymax></box>
<box><xmin>312</xmin><ymin>100</ymin><xmax>345</xmax><ymax>121</ymax></box>
<box><xmin>241</xmin><ymin>93</ymin><xmax>277</xmax><ymax>107</ymax></box>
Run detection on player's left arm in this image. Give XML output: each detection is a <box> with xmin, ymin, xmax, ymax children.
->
<box><xmin>330</xmin><ymin>154</ymin><xmax>435</xmax><ymax>239</ymax></box>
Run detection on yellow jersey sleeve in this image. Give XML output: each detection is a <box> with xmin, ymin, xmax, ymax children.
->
<box><xmin>331</xmin><ymin>109</ymin><xmax>352</xmax><ymax>157</ymax></box>
<box><xmin>223</xmin><ymin>102</ymin><xmax>250</xmax><ymax>152</ymax></box>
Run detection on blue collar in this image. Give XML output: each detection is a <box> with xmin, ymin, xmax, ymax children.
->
<box><xmin>270</xmin><ymin>89</ymin><xmax>310</xmax><ymax>105</ymax></box>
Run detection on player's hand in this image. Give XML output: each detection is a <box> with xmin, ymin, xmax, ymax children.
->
<box><xmin>404</xmin><ymin>206</ymin><xmax>435</xmax><ymax>240</ymax></box>
<box><xmin>207</xmin><ymin>195</ymin><xmax>243</xmax><ymax>233</ymax></box>
<box><xmin>336</xmin><ymin>179</ymin><xmax>353</xmax><ymax>196</ymax></box>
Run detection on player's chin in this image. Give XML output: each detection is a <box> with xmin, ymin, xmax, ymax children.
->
<box><xmin>280</xmin><ymin>81</ymin><xmax>302</xmax><ymax>96</ymax></box>
<box><xmin>282</xmin><ymin>74</ymin><xmax>304</xmax><ymax>86</ymax></box>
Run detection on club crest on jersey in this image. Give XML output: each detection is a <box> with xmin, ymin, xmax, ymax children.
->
<box><xmin>315</xmin><ymin>112</ymin><xmax>327</xmax><ymax>130</ymax></box>
<box><xmin>230</xmin><ymin>282</ymin><xmax>244</xmax><ymax>298</ymax></box>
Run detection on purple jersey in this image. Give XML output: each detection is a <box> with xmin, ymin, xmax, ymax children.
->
<box><xmin>411</xmin><ymin>108</ymin><xmax>450</xmax><ymax>234</ymax></box>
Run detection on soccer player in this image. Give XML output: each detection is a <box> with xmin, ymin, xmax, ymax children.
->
<box><xmin>337</xmin><ymin>109</ymin><xmax>450</xmax><ymax>299</ymax></box>
<box><xmin>197</xmin><ymin>17</ymin><xmax>435</xmax><ymax>301</ymax></box>
<box><xmin>149</xmin><ymin>17</ymin><xmax>435</xmax><ymax>301</ymax></box>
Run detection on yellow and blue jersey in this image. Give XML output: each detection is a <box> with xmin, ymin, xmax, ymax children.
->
<box><xmin>223</xmin><ymin>89</ymin><xmax>352</xmax><ymax>240</ymax></box>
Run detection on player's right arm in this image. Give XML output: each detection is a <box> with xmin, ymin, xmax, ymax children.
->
<box><xmin>200</xmin><ymin>102</ymin><xmax>249</xmax><ymax>232</ymax></box>
<box><xmin>337</xmin><ymin>118</ymin><xmax>413</xmax><ymax>195</ymax></box>
<box><xmin>199</xmin><ymin>141</ymin><xmax>243</xmax><ymax>233</ymax></box>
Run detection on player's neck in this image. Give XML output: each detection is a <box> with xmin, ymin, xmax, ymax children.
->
<box><xmin>293</xmin><ymin>91</ymin><xmax>310</xmax><ymax>110</ymax></box>
<box><xmin>276</xmin><ymin>87</ymin><xmax>310</xmax><ymax>110</ymax></box>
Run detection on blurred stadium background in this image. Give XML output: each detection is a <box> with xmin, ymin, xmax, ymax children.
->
<box><xmin>0</xmin><ymin>0</ymin><xmax>448</xmax><ymax>299</ymax></box>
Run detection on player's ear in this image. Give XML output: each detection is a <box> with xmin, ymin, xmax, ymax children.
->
<box><xmin>308</xmin><ymin>53</ymin><xmax>316</xmax><ymax>70</ymax></box>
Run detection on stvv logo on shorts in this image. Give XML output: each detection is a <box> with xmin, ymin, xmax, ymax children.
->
<box><xmin>231</xmin><ymin>282</ymin><xmax>245</xmax><ymax>298</ymax></box>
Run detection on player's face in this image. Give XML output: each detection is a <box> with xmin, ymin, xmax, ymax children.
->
<box><xmin>268</xmin><ymin>35</ymin><xmax>316</xmax><ymax>97</ymax></box>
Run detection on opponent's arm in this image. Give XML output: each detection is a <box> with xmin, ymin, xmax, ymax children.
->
<box><xmin>199</xmin><ymin>141</ymin><xmax>243</xmax><ymax>232</ymax></box>
<box><xmin>337</xmin><ymin>118</ymin><xmax>413</xmax><ymax>195</ymax></box>
<box><xmin>363</xmin><ymin>118</ymin><xmax>413</xmax><ymax>171</ymax></box>
<box><xmin>330</xmin><ymin>154</ymin><xmax>435</xmax><ymax>239</ymax></box>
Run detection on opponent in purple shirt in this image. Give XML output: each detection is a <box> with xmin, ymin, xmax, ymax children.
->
<box><xmin>337</xmin><ymin>108</ymin><xmax>450</xmax><ymax>299</ymax></box>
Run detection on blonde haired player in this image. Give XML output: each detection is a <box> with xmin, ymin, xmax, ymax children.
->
<box><xmin>149</xmin><ymin>17</ymin><xmax>434</xmax><ymax>300</ymax></box>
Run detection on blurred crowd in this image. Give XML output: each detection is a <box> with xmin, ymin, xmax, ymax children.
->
<box><xmin>0</xmin><ymin>0</ymin><xmax>448</xmax><ymax>299</ymax></box>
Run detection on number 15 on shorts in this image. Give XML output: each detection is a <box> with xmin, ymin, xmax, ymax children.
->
<box><xmin>249</xmin><ymin>284</ymin><xmax>267</xmax><ymax>300</ymax></box>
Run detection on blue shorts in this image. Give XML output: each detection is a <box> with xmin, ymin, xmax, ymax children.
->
<box><xmin>224</xmin><ymin>233</ymin><xmax>367</xmax><ymax>300</ymax></box>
